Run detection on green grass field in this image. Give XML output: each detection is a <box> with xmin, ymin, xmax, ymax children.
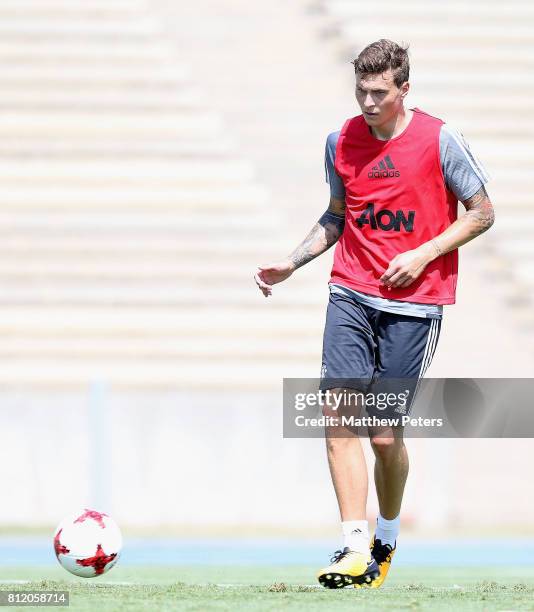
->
<box><xmin>2</xmin><ymin>565</ymin><xmax>534</xmax><ymax>611</ymax></box>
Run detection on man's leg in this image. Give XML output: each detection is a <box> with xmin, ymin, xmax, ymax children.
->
<box><xmin>324</xmin><ymin>388</ymin><xmax>368</xmax><ymax>522</ymax></box>
<box><xmin>317</xmin><ymin>388</ymin><xmax>382</xmax><ymax>588</ymax></box>
<box><xmin>317</xmin><ymin>293</ymin><xmax>380</xmax><ymax>587</ymax></box>
<box><xmin>369</xmin><ymin>425</ymin><xmax>408</xmax><ymax>520</ymax></box>
<box><xmin>319</xmin><ymin>293</ymin><xmax>376</xmax><ymax>528</ymax></box>
<box><xmin>371</xmin><ymin>313</ymin><xmax>441</xmax><ymax>528</ymax></box>
<box><xmin>362</xmin><ymin>425</ymin><xmax>406</xmax><ymax>588</ymax></box>
<box><xmin>366</xmin><ymin>313</ymin><xmax>442</xmax><ymax>587</ymax></box>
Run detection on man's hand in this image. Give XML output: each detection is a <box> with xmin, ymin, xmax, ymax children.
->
<box><xmin>254</xmin><ymin>197</ymin><xmax>346</xmax><ymax>298</ymax></box>
<box><xmin>380</xmin><ymin>243</ymin><xmax>436</xmax><ymax>289</ymax></box>
<box><xmin>381</xmin><ymin>185</ymin><xmax>495</xmax><ymax>290</ymax></box>
<box><xmin>254</xmin><ymin>260</ymin><xmax>295</xmax><ymax>297</ymax></box>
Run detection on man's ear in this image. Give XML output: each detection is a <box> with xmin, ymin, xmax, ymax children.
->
<box><xmin>400</xmin><ymin>81</ymin><xmax>410</xmax><ymax>100</ymax></box>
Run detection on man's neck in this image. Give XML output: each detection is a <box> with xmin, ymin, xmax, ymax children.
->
<box><xmin>371</xmin><ymin>108</ymin><xmax>413</xmax><ymax>141</ymax></box>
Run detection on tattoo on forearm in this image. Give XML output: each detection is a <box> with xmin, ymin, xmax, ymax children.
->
<box><xmin>288</xmin><ymin>223</ymin><xmax>326</xmax><ymax>269</ymax></box>
<box><xmin>320</xmin><ymin>211</ymin><xmax>346</xmax><ymax>241</ymax></box>
<box><xmin>288</xmin><ymin>208</ymin><xmax>345</xmax><ymax>270</ymax></box>
<box><xmin>461</xmin><ymin>185</ymin><xmax>495</xmax><ymax>234</ymax></box>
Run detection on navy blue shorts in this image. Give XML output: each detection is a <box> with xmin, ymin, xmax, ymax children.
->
<box><xmin>319</xmin><ymin>291</ymin><xmax>441</xmax><ymax>417</ymax></box>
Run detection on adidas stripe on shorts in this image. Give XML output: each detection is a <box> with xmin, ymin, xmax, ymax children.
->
<box><xmin>319</xmin><ymin>291</ymin><xmax>441</xmax><ymax>418</ymax></box>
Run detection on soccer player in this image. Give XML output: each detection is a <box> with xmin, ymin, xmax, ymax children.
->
<box><xmin>254</xmin><ymin>39</ymin><xmax>494</xmax><ymax>588</ymax></box>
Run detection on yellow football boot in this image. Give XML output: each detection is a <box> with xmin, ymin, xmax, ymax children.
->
<box><xmin>368</xmin><ymin>536</ymin><xmax>396</xmax><ymax>588</ymax></box>
<box><xmin>317</xmin><ymin>547</ymin><xmax>379</xmax><ymax>588</ymax></box>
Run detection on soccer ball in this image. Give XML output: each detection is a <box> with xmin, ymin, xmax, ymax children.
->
<box><xmin>53</xmin><ymin>508</ymin><xmax>122</xmax><ymax>577</ymax></box>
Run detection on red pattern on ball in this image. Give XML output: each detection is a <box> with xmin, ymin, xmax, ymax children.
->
<box><xmin>75</xmin><ymin>544</ymin><xmax>117</xmax><ymax>576</ymax></box>
<box><xmin>54</xmin><ymin>529</ymin><xmax>70</xmax><ymax>557</ymax></box>
<box><xmin>74</xmin><ymin>509</ymin><xmax>108</xmax><ymax>529</ymax></box>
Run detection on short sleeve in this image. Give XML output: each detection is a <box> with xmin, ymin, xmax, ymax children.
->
<box><xmin>439</xmin><ymin>124</ymin><xmax>490</xmax><ymax>201</ymax></box>
<box><xmin>324</xmin><ymin>131</ymin><xmax>346</xmax><ymax>200</ymax></box>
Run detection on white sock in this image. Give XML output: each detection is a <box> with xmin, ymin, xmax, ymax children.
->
<box><xmin>375</xmin><ymin>514</ymin><xmax>400</xmax><ymax>547</ymax></box>
<box><xmin>341</xmin><ymin>520</ymin><xmax>369</xmax><ymax>553</ymax></box>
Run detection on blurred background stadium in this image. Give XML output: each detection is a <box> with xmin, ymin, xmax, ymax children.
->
<box><xmin>0</xmin><ymin>0</ymin><xmax>533</xmax><ymax>568</ymax></box>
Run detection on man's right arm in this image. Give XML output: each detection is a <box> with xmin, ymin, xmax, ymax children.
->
<box><xmin>288</xmin><ymin>196</ymin><xmax>346</xmax><ymax>270</ymax></box>
<box><xmin>254</xmin><ymin>196</ymin><xmax>346</xmax><ymax>297</ymax></box>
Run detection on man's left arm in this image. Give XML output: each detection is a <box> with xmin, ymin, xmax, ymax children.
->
<box><xmin>381</xmin><ymin>185</ymin><xmax>494</xmax><ymax>288</ymax></box>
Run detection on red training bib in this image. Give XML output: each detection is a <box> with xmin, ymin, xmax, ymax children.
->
<box><xmin>331</xmin><ymin>108</ymin><xmax>458</xmax><ymax>305</ymax></box>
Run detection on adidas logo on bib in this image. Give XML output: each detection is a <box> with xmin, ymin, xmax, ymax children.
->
<box><xmin>368</xmin><ymin>155</ymin><xmax>400</xmax><ymax>179</ymax></box>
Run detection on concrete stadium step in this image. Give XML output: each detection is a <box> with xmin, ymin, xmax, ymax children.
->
<box><xmin>0</xmin><ymin>260</ymin><xmax>303</xmax><ymax>281</ymax></box>
<box><xmin>0</xmin><ymin>260</ymin><xmax>317</xmax><ymax>285</ymax></box>
<box><xmin>502</xmin><ymin>309</ymin><xmax>534</xmax><ymax>331</ymax></box>
<box><xmin>482</xmin><ymin>168</ymin><xmax>533</xmax><ymax>188</ymax></box>
<box><xmin>0</xmin><ymin>236</ymin><xmax>285</xmax><ymax>257</ymax></box>
<box><xmin>339</xmin><ymin>17</ymin><xmax>534</xmax><ymax>34</ymax></box>
<box><xmin>496</xmin><ymin>240</ymin><xmax>534</xmax><ymax>257</ymax></box>
<box><xmin>0</xmin><ymin>112</ymin><xmax>223</xmax><ymax>138</ymax></box>
<box><xmin>0</xmin><ymin>0</ymin><xmax>147</xmax><ymax>13</ymax></box>
<box><xmin>462</xmin><ymin>142</ymin><xmax>534</xmax><ymax>165</ymax></box>
<box><xmin>411</xmin><ymin>46</ymin><xmax>534</xmax><ymax>64</ymax></box>
<box><xmin>413</xmin><ymin>55</ymin><xmax>533</xmax><ymax>71</ymax></box>
<box><xmin>0</xmin><ymin>3</ymin><xmax>147</xmax><ymax>19</ymax></box>
<box><xmin>399</xmin><ymin>115</ymin><xmax>534</xmax><ymax>139</ymax></box>
<box><xmin>326</xmin><ymin>1</ymin><xmax>534</xmax><ymax>21</ymax></box>
<box><xmin>483</xmin><ymin>190</ymin><xmax>532</xmax><ymax>207</ymax></box>
<box><xmin>411</xmin><ymin>84</ymin><xmax>533</xmax><ymax>102</ymax></box>
<box><xmin>0</xmin><ymin>65</ymin><xmax>189</xmax><ymax>84</ymax></box>
<box><xmin>490</xmin><ymin>212</ymin><xmax>534</xmax><ymax>234</ymax></box>
<box><xmin>414</xmin><ymin>99</ymin><xmax>534</xmax><ymax>118</ymax></box>
<box><xmin>512</xmin><ymin>266</ymin><xmax>534</xmax><ymax>289</ymax></box>
<box><xmin>0</xmin><ymin>185</ymin><xmax>268</xmax><ymax>209</ymax></box>
<box><xmin>0</xmin><ymin>239</ymin><xmax>288</xmax><ymax>268</ymax></box>
<box><xmin>0</xmin><ymin>259</ymin><xmax>316</xmax><ymax>280</ymax></box>
<box><xmin>0</xmin><ymin>42</ymin><xmax>173</xmax><ymax>63</ymax></box>
<box><xmin>0</xmin><ymin>335</ymin><xmax>320</xmax><ymax>360</ymax></box>
<box><xmin>0</xmin><ymin>160</ymin><xmax>255</xmax><ymax>184</ymax></box>
<box><xmin>0</xmin><ymin>286</ymin><xmax>326</xmax><ymax>308</ymax></box>
<box><xmin>0</xmin><ymin>249</ymin><xmax>280</xmax><ymax>267</ymax></box>
<box><xmin>410</xmin><ymin>70</ymin><xmax>531</xmax><ymax>87</ymax></box>
<box><xmin>0</xmin><ymin>20</ymin><xmax>161</xmax><ymax>39</ymax></box>
<box><xmin>340</xmin><ymin>24</ymin><xmax>534</xmax><ymax>44</ymax></box>
<box><xmin>0</xmin><ymin>306</ymin><xmax>323</xmax><ymax>336</ymax></box>
<box><xmin>0</xmin><ymin>211</ymin><xmax>281</xmax><ymax>235</ymax></box>
<box><xmin>0</xmin><ymin>140</ymin><xmax>234</xmax><ymax>158</ymax></box>
<box><xmin>0</xmin><ymin>358</ymin><xmax>317</xmax><ymax>388</ymax></box>
<box><xmin>0</xmin><ymin>90</ymin><xmax>204</xmax><ymax>111</ymax></box>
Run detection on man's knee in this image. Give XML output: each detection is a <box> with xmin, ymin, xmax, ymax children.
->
<box><xmin>325</xmin><ymin>428</ymin><xmax>362</xmax><ymax>453</ymax></box>
<box><xmin>369</xmin><ymin>430</ymin><xmax>404</xmax><ymax>461</ymax></box>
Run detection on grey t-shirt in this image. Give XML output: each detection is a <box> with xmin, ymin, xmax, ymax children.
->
<box><xmin>325</xmin><ymin>122</ymin><xmax>490</xmax><ymax>319</ymax></box>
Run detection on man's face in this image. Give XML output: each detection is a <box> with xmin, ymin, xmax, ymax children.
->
<box><xmin>355</xmin><ymin>69</ymin><xmax>409</xmax><ymax>127</ymax></box>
